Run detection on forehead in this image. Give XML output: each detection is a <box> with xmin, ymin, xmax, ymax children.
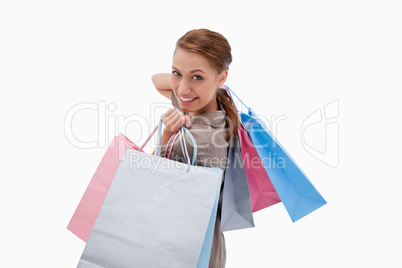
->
<box><xmin>172</xmin><ymin>47</ymin><xmax>214</xmax><ymax>72</ymax></box>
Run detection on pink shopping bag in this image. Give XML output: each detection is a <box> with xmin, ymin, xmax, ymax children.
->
<box><xmin>238</xmin><ymin>124</ymin><xmax>281</xmax><ymax>212</ymax></box>
<box><xmin>67</xmin><ymin>131</ymin><xmax>155</xmax><ymax>242</ymax></box>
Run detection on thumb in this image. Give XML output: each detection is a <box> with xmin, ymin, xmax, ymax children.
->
<box><xmin>184</xmin><ymin>116</ymin><xmax>192</xmax><ymax>128</ymax></box>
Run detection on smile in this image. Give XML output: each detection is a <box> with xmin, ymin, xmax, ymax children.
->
<box><xmin>179</xmin><ymin>96</ymin><xmax>198</xmax><ymax>103</ymax></box>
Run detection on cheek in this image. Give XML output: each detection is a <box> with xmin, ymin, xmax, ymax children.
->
<box><xmin>198</xmin><ymin>85</ymin><xmax>217</xmax><ymax>100</ymax></box>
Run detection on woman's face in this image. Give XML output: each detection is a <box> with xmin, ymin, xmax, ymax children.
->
<box><xmin>171</xmin><ymin>47</ymin><xmax>227</xmax><ymax>117</ymax></box>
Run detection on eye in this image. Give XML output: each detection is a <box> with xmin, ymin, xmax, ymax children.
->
<box><xmin>192</xmin><ymin>75</ymin><xmax>203</xmax><ymax>81</ymax></box>
<box><xmin>172</xmin><ymin>71</ymin><xmax>181</xmax><ymax>77</ymax></box>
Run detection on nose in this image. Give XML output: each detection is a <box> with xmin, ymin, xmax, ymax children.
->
<box><xmin>177</xmin><ymin>78</ymin><xmax>192</xmax><ymax>95</ymax></box>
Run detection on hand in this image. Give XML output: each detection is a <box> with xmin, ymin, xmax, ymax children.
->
<box><xmin>162</xmin><ymin>109</ymin><xmax>192</xmax><ymax>135</ymax></box>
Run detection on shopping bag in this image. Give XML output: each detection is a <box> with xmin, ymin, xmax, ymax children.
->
<box><xmin>220</xmin><ymin>138</ymin><xmax>255</xmax><ymax>232</ymax></box>
<box><xmin>77</xmin><ymin>127</ymin><xmax>223</xmax><ymax>267</ymax></box>
<box><xmin>238</xmin><ymin>124</ymin><xmax>281</xmax><ymax>212</ymax></box>
<box><xmin>226</xmin><ymin>85</ymin><xmax>326</xmax><ymax>222</ymax></box>
<box><xmin>241</xmin><ymin>108</ymin><xmax>327</xmax><ymax>222</ymax></box>
<box><xmin>67</xmin><ymin>133</ymin><xmax>144</xmax><ymax>242</ymax></box>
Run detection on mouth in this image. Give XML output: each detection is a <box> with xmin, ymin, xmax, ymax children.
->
<box><xmin>179</xmin><ymin>95</ymin><xmax>198</xmax><ymax>104</ymax></box>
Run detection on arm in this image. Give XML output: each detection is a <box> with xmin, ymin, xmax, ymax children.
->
<box><xmin>152</xmin><ymin>73</ymin><xmax>172</xmax><ymax>99</ymax></box>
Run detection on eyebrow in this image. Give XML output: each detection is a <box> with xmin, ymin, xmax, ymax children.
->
<box><xmin>172</xmin><ymin>66</ymin><xmax>206</xmax><ymax>74</ymax></box>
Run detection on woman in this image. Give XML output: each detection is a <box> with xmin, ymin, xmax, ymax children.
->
<box><xmin>152</xmin><ymin>28</ymin><xmax>239</xmax><ymax>268</ymax></box>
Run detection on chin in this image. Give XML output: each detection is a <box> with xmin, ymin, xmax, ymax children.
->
<box><xmin>179</xmin><ymin>106</ymin><xmax>192</xmax><ymax>113</ymax></box>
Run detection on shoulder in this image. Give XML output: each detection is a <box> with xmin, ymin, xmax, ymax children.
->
<box><xmin>191</xmin><ymin>109</ymin><xmax>226</xmax><ymax>128</ymax></box>
<box><xmin>187</xmin><ymin>110</ymin><xmax>228</xmax><ymax>149</ymax></box>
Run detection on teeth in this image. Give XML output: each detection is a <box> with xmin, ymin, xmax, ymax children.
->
<box><xmin>180</xmin><ymin>96</ymin><xmax>197</xmax><ymax>102</ymax></box>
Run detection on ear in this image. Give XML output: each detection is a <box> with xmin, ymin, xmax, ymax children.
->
<box><xmin>217</xmin><ymin>70</ymin><xmax>228</xmax><ymax>86</ymax></box>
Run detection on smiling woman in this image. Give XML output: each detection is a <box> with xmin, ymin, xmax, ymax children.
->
<box><xmin>171</xmin><ymin>47</ymin><xmax>223</xmax><ymax>117</ymax></box>
<box><xmin>151</xmin><ymin>28</ymin><xmax>239</xmax><ymax>268</ymax></box>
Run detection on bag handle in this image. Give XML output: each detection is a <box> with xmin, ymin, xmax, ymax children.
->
<box><xmin>225</xmin><ymin>85</ymin><xmax>249</xmax><ymax>112</ymax></box>
<box><xmin>164</xmin><ymin>132</ymin><xmax>179</xmax><ymax>159</ymax></box>
<box><xmin>178</xmin><ymin>127</ymin><xmax>198</xmax><ymax>166</ymax></box>
<box><xmin>139</xmin><ymin>125</ymin><xmax>159</xmax><ymax>151</ymax></box>
<box><xmin>155</xmin><ymin>115</ymin><xmax>197</xmax><ymax>166</ymax></box>
<box><xmin>179</xmin><ymin>128</ymin><xmax>190</xmax><ymax>166</ymax></box>
<box><xmin>225</xmin><ymin>85</ymin><xmax>249</xmax><ymax>129</ymax></box>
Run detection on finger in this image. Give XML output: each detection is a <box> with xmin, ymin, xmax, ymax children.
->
<box><xmin>169</xmin><ymin>111</ymin><xmax>182</xmax><ymax>124</ymax></box>
<box><xmin>184</xmin><ymin>116</ymin><xmax>192</xmax><ymax>128</ymax></box>
<box><xmin>162</xmin><ymin>109</ymin><xmax>175</xmax><ymax>124</ymax></box>
<box><xmin>163</xmin><ymin>108</ymin><xmax>174</xmax><ymax>118</ymax></box>
<box><xmin>166</xmin><ymin>112</ymin><xmax>184</xmax><ymax>133</ymax></box>
<box><xmin>165</xmin><ymin>109</ymin><xmax>177</xmax><ymax>120</ymax></box>
<box><xmin>175</xmin><ymin>118</ymin><xmax>185</xmax><ymax>129</ymax></box>
<box><xmin>168</xmin><ymin>109</ymin><xmax>184</xmax><ymax>120</ymax></box>
<box><xmin>164</xmin><ymin>110</ymin><xmax>179</xmax><ymax>126</ymax></box>
<box><xmin>168</xmin><ymin>116</ymin><xmax>184</xmax><ymax>133</ymax></box>
<box><xmin>175</xmin><ymin>113</ymin><xmax>186</xmax><ymax>127</ymax></box>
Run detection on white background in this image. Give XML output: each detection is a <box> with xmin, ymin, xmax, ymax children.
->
<box><xmin>1</xmin><ymin>1</ymin><xmax>401</xmax><ymax>267</ymax></box>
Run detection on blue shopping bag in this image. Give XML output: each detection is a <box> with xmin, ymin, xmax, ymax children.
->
<box><xmin>226</xmin><ymin>86</ymin><xmax>327</xmax><ymax>222</ymax></box>
<box><xmin>241</xmin><ymin>108</ymin><xmax>327</xmax><ymax>222</ymax></box>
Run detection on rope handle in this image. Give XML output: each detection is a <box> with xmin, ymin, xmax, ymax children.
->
<box><xmin>225</xmin><ymin>85</ymin><xmax>249</xmax><ymax>112</ymax></box>
<box><xmin>139</xmin><ymin>125</ymin><xmax>159</xmax><ymax>152</ymax></box>
<box><xmin>164</xmin><ymin>132</ymin><xmax>179</xmax><ymax>159</ymax></box>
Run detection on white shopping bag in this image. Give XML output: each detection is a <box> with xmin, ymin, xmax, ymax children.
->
<box><xmin>77</xmin><ymin>127</ymin><xmax>223</xmax><ymax>268</ymax></box>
